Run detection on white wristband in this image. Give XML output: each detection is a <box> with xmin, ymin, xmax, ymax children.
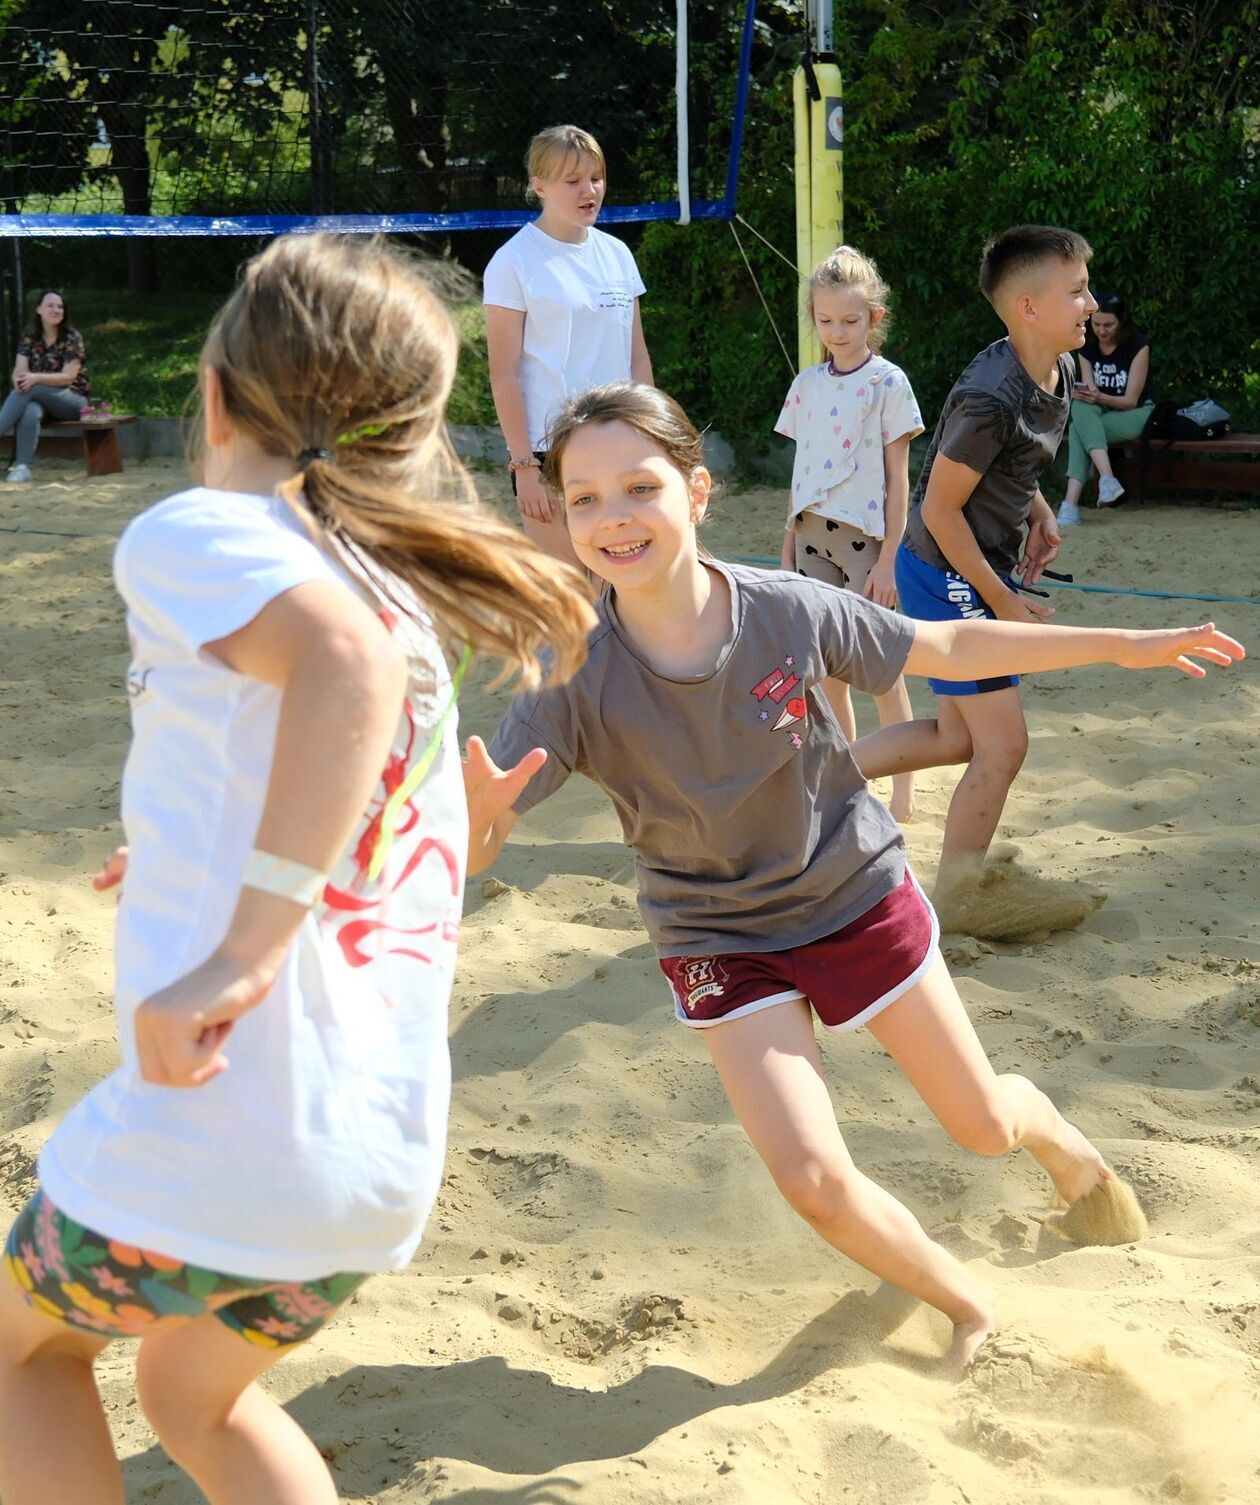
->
<box><xmin>242</xmin><ymin>850</ymin><xmax>328</xmax><ymax>907</ymax></box>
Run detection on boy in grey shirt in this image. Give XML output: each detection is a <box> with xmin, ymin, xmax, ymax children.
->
<box><xmin>895</xmin><ymin>225</ymin><xmax>1098</xmax><ymax>936</ymax></box>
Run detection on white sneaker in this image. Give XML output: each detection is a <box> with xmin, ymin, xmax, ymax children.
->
<box><xmin>1097</xmin><ymin>476</ymin><xmax>1126</xmax><ymax>506</ymax></box>
<box><xmin>5</xmin><ymin>464</ymin><xmax>32</xmax><ymax>483</ymax></box>
<box><xmin>1058</xmin><ymin>501</ymin><xmax>1081</xmax><ymax>526</ymax></box>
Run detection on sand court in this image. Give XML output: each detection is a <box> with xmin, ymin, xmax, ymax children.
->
<box><xmin>2</xmin><ymin>459</ymin><xmax>1258</xmax><ymax>1502</ymax></box>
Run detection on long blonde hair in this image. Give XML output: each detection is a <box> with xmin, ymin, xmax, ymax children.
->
<box><xmin>198</xmin><ymin>234</ymin><xmax>593</xmax><ymax>689</ymax></box>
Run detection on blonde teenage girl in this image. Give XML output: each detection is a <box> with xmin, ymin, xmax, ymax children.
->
<box><xmin>484</xmin><ymin>124</ymin><xmax>653</xmax><ymax>569</ymax></box>
<box><xmin>468</xmin><ymin>381</ymin><xmax>1242</xmax><ymax>1375</ymax></box>
<box><xmin>0</xmin><ymin>234</ymin><xmax>593</xmax><ymax>1505</ymax></box>
<box><xmin>777</xmin><ymin>247</ymin><xmax>924</xmax><ymax>821</ymax></box>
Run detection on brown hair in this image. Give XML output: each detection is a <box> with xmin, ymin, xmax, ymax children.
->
<box><xmin>525</xmin><ymin>125</ymin><xmax>606</xmax><ymax>204</ymax></box>
<box><xmin>979</xmin><ymin>225</ymin><xmax>1093</xmax><ymax>305</ymax></box>
<box><xmin>806</xmin><ymin>245</ymin><xmax>891</xmax><ymax>352</ymax></box>
<box><xmin>541</xmin><ymin>382</ymin><xmax>706</xmax><ymax>495</ymax></box>
<box><xmin>27</xmin><ymin>289</ymin><xmax>76</xmax><ymax>344</ymax></box>
<box><xmin>198</xmin><ymin>234</ymin><xmax>594</xmax><ymax>689</ymax></box>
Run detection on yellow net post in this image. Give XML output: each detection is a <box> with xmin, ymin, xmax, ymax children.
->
<box><xmin>792</xmin><ymin>19</ymin><xmax>843</xmax><ymax>373</ymax></box>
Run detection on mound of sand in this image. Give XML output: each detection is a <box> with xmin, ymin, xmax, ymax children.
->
<box><xmin>2</xmin><ymin>461</ymin><xmax>1258</xmax><ymax>1503</ymax></box>
<box><xmin>935</xmin><ymin>844</ymin><xmax>1107</xmax><ymax>942</ymax></box>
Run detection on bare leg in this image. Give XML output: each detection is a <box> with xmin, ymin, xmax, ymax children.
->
<box><xmin>934</xmin><ymin>687</ymin><xmax>1026</xmax><ymax>908</ymax></box>
<box><xmin>820</xmin><ymin>678</ymin><xmax>857</xmax><ymax>743</ymax></box>
<box><xmin>864</xmin><ymin>951</ymin><xmax>1108</xmax><ymax>1207</ymax></box>
<box><xmin>852</xmin><ymin>712</ymin><xmax>971</xmax><ymax>781</ymax></box>
<box><xmin>703</xmin><ymin>999</ymin><xmax>995</xmax><ymax>1374</ymax></box>
<box><xmin>136</xmin><ymin>1314</ymin><xmax>337</xmax><ymax>1505</ymax></box>
<box><xmin>1063</xmin><ymin>475</ymin><xmax>1085</xmax><ymax>506</ymax></box>
<box><xmin>874</xmin><ymin>676</ymin><xmax>917</xmax><ymax>822</ymax></box>
<box><xmin>0</xmin><ymin>1258</ymin><xmax>122</xmax><ymax>1505</ymax></box>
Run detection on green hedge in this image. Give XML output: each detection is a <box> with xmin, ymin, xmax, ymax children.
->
<box><xmin>639</xmin><ymin>0</ymin><xmax>1260</xmax><ymax>453</ymax></box>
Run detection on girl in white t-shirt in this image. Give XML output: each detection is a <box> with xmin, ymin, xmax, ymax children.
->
<box><xmin>777</xmin><ymin>246</ymin><xmax>925</xmax><ymax>821</ymax></box>
<box><xmin>0</xmin><ymin>235</ymin><xmax>594</xmax><ymax>1505</ymax></box>
<box><xmin>484</xmin><ymin>124</ymin><xmax>653</xmax><ymax>568</ymax></box>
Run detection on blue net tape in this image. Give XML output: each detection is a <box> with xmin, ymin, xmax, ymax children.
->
<box><xmin>1</xmin><ymin>200</ymin><xmax>737</xmax><ymax>238</ymax></box>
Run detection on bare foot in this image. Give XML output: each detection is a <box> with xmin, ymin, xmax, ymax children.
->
<box><xmin>890</xmin><ymin>779</ymin><xmax>915</xmax><ymax>824</ymax></box>
<box><xmin>943</xmin><ymin>1304</ymin><xmax>998</xmax><ymax>1380</ymax></box>
<box><xmin>1034</xmin><ymin>1121</ymin><xmax>1109</xmax><ymax>1205</ymax></box>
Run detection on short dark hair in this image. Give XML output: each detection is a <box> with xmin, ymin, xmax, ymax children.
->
<box><xmin>978</xmin><ymin>226</ymin><xmax>1093</xmax><ymax>304</ymax></box>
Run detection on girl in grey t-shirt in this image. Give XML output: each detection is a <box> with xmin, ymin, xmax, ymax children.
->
<box><xmin>468</xmin><ymin>382</ymin><xmax>1241</xmax><ymax>1373</ymax></box>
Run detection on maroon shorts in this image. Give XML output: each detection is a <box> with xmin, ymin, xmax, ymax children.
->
<box><xmin>659</xmin><ymin>870</ymin><xmax>938</xmax><ymax>1033</ymax></box>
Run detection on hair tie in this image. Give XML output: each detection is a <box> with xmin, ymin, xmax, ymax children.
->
<box><xmin>297</xmin><ymin>446</ymin><xmax>332</xmax><ymax>469</ymax></box>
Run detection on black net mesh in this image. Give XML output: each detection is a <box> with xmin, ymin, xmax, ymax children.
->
<box><xmin>1</xmin><ymin>0</ymin><xmax>753</xmax><ymax>225</ymax></box>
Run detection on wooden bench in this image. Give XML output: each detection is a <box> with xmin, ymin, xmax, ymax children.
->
<box><xmin>1</xmin><ymin>415</ymin><xmax>139</xmax><ymax>477</ymax></box>
<box><xmin>1113</xmin><ymin>433</ymin><xmax>1260</xmax><ymax>502</ymax></box>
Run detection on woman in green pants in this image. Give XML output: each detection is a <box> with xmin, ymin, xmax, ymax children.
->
<box><xmin>1058</xmin><ymin>291</ymin><xmax>1155</xmax><ymax>525</ymax></box>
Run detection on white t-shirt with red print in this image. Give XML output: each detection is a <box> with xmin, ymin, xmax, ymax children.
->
<box><xmin>38</xmin><ymin>488</ymin><xmax>467</xmax><ymax>1281</ymax></box>
<box><xmin>775</xmin><ymin>354</ymin><xmax>923</xmax><ymax>538</ymax></box>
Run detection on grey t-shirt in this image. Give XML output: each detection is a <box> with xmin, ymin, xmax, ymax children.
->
<box><xmin>488</xmin><ymin>561</ymin><xmax>916</xmax><ymax>958</ymax></box>
<box><xmin>904</xmin><ymin>339</ymin><xmax>1073</xmax><ymax>576</ymax></box>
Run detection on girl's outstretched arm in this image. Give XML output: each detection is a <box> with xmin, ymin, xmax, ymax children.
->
<box><xmin>464</xmin><ymin>734</ymin><xmax>546</xmax><ymax>874</ymax></box>
<box><xmin>905</xmin><ymin>619</ymin><xmax>1245</xmax><ymax>684</ymax></box>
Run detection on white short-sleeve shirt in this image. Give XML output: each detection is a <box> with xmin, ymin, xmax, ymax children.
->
<box><xmin>38</xmin><ymin>488</ymin><xmax>467</xmax><ymax>1280</ymax></box>
<box><xmin>483</xmin><ymin>222</ymin><xmax>646</xmax><ymax>449</ymax></box>
<box><xmin>775</xmin><ymin>355</ymin><xmax>924</xmax><ymax>538</ymax></box>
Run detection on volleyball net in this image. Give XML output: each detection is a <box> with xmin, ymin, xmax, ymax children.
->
<box><xmin>1</xmin><ymin>0</ymin><xmax>757</xmax><ymax>236</ymax></box>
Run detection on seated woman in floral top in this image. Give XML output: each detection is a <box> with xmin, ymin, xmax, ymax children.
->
<box><xmin>1</xmin><ymin>290</ymin><xmax>92</xmax><ymax>483</ymax></box>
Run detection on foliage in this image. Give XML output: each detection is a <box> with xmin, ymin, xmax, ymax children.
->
<box><xmin>58</xmin><ymin>287</ymin><xmax>497</xmax><ymax>424</ymax></box>
<box><xmin>643</xmin><ymin>0</ymin><xmax>1260</xmax><ymax>449</ymax></box>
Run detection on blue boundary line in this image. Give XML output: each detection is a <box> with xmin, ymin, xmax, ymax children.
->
<box><xmin>735</xmin><ymin>558</ymin><xmax>1260</xmax><ymax>605</ymax></box>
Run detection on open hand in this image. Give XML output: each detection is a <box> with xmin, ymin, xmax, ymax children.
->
<box><xmin>1117</xmin><ymin>623</ymin><xmax>1245</xmax><ymax>678</ymax></box>
<box><xmin>463</xmin><ymin>735</ymin><xmax>546</xmax><ymax>834</ymax></box>
<box><xmin>92</xmin><ymin>845</ymin><xmax>129</xmax><ymax>893</ymax></box>
<box><xmin>1019</xmin><ymin>516</ymin><xmax>1062</xmax><ymax>587</ymax></box>
<box><xmin>134</xmin><ymin>950</ymin><xmax>273</xmax><ymax>1088</ymax></box>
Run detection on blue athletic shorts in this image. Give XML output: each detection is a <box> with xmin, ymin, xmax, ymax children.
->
<box><xmin>894</xmin><ymin>544</ymin><xmax>1020</xmax><ymax>697</ymax></box>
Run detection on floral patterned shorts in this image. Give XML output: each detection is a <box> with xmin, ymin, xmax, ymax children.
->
<box><xmin>3</xmin><ymin>1189</ymin><xmax>367</xmax><ymax>1349</ymax></box>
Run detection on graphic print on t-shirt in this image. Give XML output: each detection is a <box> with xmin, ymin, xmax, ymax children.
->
<box><xmin>320</xmin><ymin>610</ymin><xmax>462</xmax><ymax>978</ymax></box>
<box><xmin>749</xmin><ymin>656</ymin><xmax>809</xmax><ymax>747</ymax></box>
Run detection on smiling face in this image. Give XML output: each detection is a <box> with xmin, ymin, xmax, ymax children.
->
<box><xmin>1028</xmin><ymin>258</ymin><xmax>1097</xmax><ymax>350</ymax></box>
<box><xmin>532</xmin><ymin>151</ymin><xmax>606</xmax><ymax>235</ymax></box>
<box><xmin>36</xmin><ymin>292</ymin><xmax>65</xmax><ymax>333</ymax></box>
<box><xmin>559</xmin><ymin>419</ymin><xmax>710</xmax><ymax>592</ymax></box>
<box><xmin>810</xmin><ymin>285</ymin><xmax>882</xmax><ymax>368</ymax></box>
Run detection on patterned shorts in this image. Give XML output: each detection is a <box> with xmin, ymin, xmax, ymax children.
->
<box><xmin>794</xmin><ymin>511</ymin><xmax>883</xmax><ymax>594</ymax></box>
<box><xmin>3</xmin><ymin>1190</ymin><xmax>367</xmax><ymax>1349</ymax></box>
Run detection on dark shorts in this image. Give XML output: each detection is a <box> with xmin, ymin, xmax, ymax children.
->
<box><xmin>659</xmin><ymin>870</ymin><xmax>939</xmax><ymax>1032</ymax></box>
<box><xmin>894</xmin><ymin>544</ymin><xmax>1021</xmax><ymax>697</ymax></box>
<box><xmin>3</xmin><ymin>1190</ymin><xmax>367</xmax><ymax>1349</ymax></box>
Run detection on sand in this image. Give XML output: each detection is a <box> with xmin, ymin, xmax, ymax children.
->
<box><xmin>2</xmin><ymin>458</ymin><xmax>1258</xmax><ymax>1504</ymax></box>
